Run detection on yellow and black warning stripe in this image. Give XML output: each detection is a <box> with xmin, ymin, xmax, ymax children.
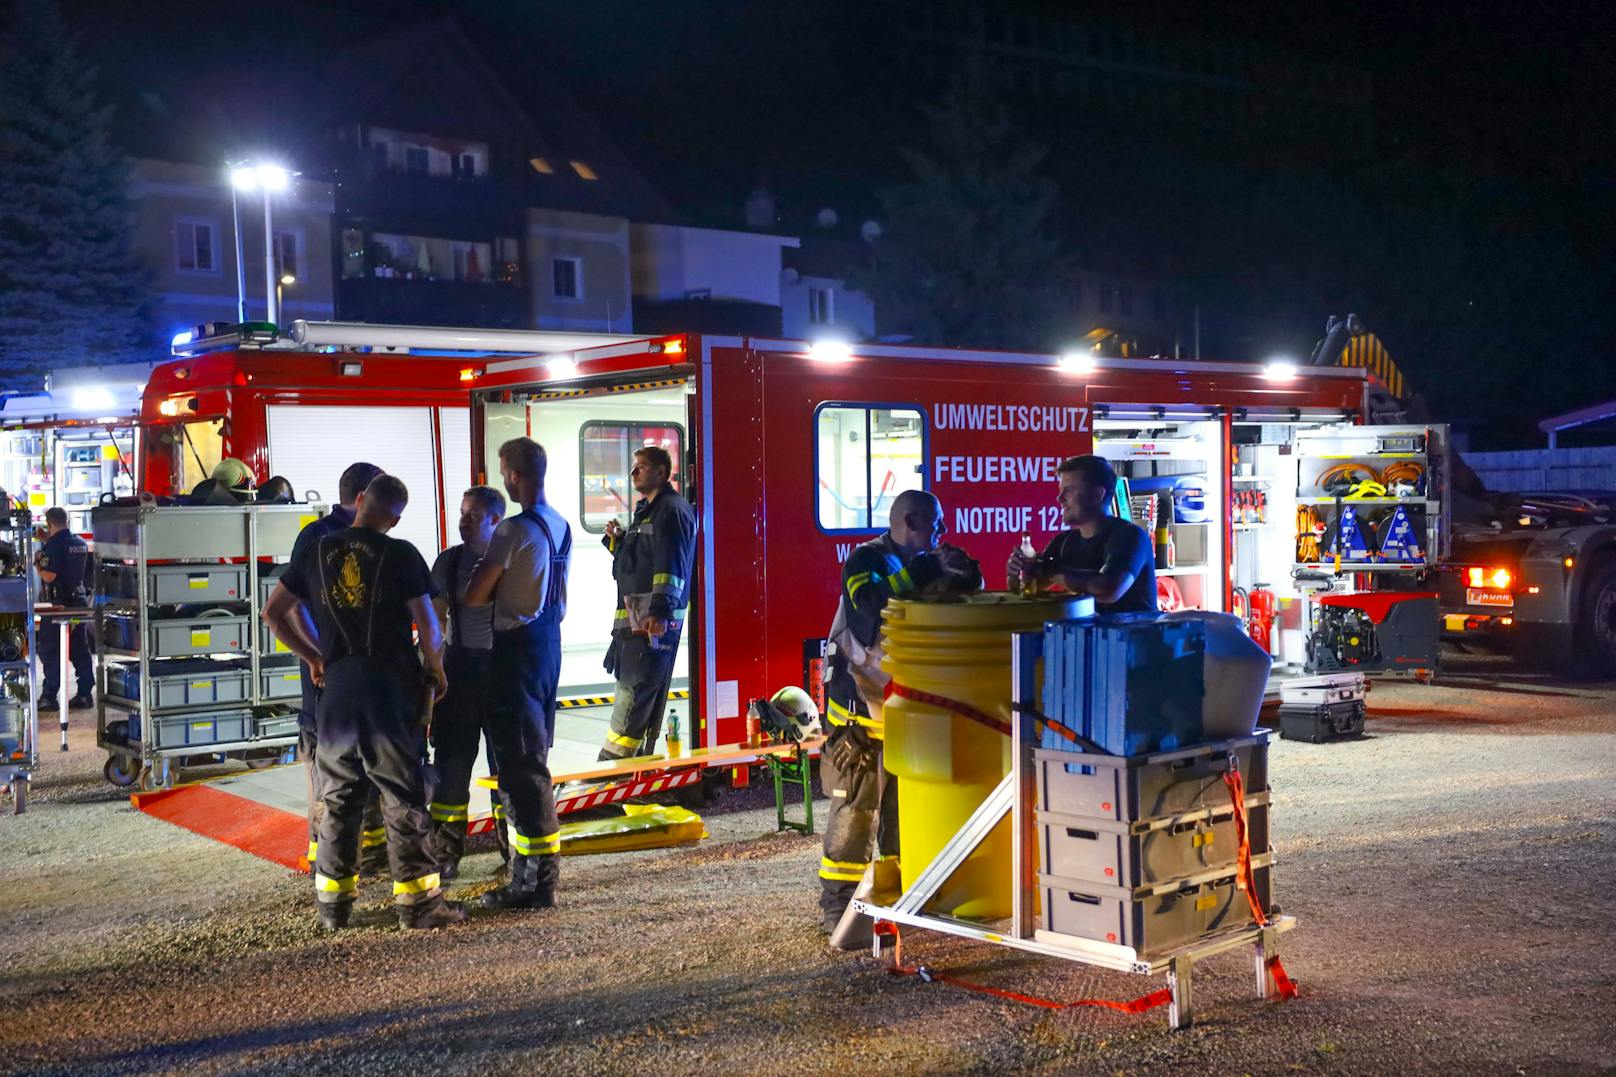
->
<box><xmin>557</xmin><ymin>688</ymin><xmax>691</xmax><ymax>710</ymax></box>
<box><xmin>1336</xmin><ymin>332</ymin><xmax>1405</xmax><ymax>399</ymax></box>
<box><xmin>534</xmin><ymin>377</ymin><xmax>690</xmax><ymax>401</ymax></box>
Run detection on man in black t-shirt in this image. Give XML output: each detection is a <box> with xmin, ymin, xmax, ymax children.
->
<box><xmin>1008</xmin><ymin>454</ymin><xmax>1157</xmax><ymax>615</ymax></box>
<box><xmin>264</xmin><ymin>475</ymin><xmax>463</xmax><ymax>932</ymax></box>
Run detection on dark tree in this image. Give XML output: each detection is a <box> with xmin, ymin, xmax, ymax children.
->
<box><xmin>0</xmin><ymin>0</ymin><xmax>152</xmax><ymax>385</ymax></box>
<box><xmin>849</xmin><ymin>68</ymin><xmax>1068</xmax><ymax>350</ymax></box>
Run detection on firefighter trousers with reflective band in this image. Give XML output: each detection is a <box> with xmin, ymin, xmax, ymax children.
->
<box><xmin>300</xmin><ymin>726</ymin><xmax>384</xmax><ymax>864</ymax></box>
<box><xmin>599</xmin><ymin>631</ymin><xmax>680</xmax><ymax>760</ymax></box>
<box><xmin>818</xmin><ymin>723</ymin><xmax>899</xmax><ymax>921</ymax></box>
<box><xmin>312</xmin><ymin>657</ymin><xmax>441</xmax><ymax>907</ymax></box>
<box><xmin>428</xmin><ymin>644</ymin><xmax>495</xmax><ymax>866</ymax></box>
<box><xmin>485</xmin><ymin>614</ymin><xmax>562</xmax><ymax>887</ymax></box>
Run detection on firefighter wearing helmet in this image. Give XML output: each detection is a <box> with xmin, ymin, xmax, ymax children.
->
<box><xmin>819</xmin><ymin>489</ymin><xmax>983</xmax><ymax>943</ymax></box>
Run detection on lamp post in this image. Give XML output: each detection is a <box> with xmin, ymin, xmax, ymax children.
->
<box><xmin>277</xmin><ymin>273</ymin><xmax>296</xmax><ymax>314</ymax></box>
<box><xmin>229</xmin><ymin>180</ymin><xmax>248</xmax><ymax>323</ymax></box>
<box><xmin>229</xmin><ymin>163</ymin><xmax>294</xmax><ymax>326</ymax></box>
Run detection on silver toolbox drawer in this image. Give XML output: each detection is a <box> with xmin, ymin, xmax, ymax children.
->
<box><xmin>1038</xmin><ymin>859</ymin><xmax>1272</xmax><ymax>956</ymax></box>
<box><xmin>1035</xmin><ymin>734</ymin><xmax>1269</xmax><ymax>823</ymax></box>
<box><xmin>1035</xmin><ymin>797</ymin><xmax>1269</xmax><ymax>888</ymax></box>
<box><xmin>105</xmin><ymin>562</ymin><xmax>248</xmax><ymax>604</ymax></box>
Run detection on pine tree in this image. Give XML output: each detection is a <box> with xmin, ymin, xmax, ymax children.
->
<box><xmin>848</xmin><ymin>68</ymin><xmax>1068</xmax><ymax>350</ymax></box>
<box><xmin>0</xmin><ymin>0</ymin><xmax>153</xmax><ymax>387</ymax></box>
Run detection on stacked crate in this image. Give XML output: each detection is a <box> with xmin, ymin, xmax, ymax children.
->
<box><xmin>1033</xmin><ymin>615</ymin><xmax>1273</xmax><ymax>957</ymax></box>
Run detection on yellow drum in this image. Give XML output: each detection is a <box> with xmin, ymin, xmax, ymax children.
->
<box><xmin>881</xmin><ymin>592</ymin><xmax>1084</xmax><ymax>919</ymax></box>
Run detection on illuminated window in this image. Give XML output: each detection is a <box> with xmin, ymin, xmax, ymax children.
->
<box><xmin>815</xmin><ymin>404</ymin><xmax>926</xmax><ymax>532</ymax></box>
<box><xmin>569</xmin><ymin>160</ymin><xmax>599</xmax><ymax>181</ymax></box>
<box><xmin>578</xmin><ymin>422</ymin><xmax>685</xmax><ymax>533</ymax></box>
<box><xmin>529</xmin><ymin>157</ymin><xmax>555</xmax><ymax>174</ymax></box>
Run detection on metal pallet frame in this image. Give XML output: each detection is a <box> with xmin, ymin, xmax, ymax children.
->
<box><xmin>853</xmin><ymin>629</ymin><xmax>1296</xmax><ymax>1030</ymax></box>
<box><xmin>0</xmin><ymin>507</ymin><xmax>37</xmax><ymax>810</ymax></box>
<box><xmin>94</xmin><ymin>504</ymin><xmax>317</xmax><ymax>790</ymax></box>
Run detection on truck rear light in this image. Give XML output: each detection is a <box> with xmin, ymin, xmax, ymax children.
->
<box><xmin>1564</xmin><ymin>556</ymin><xmax>1575</xmax><ymax>569</ymax></box>
<box><xmin>1466</xmin><ymin>566</ymin><xmax>1512</xmax><ymax>589</ymax></box>
<box><xmin>1526</xmin><ymin>586</ymin><xmax>1541</xmax><ymax>595</ymax></box>
<box><xmin>1500</xmin><ymin>617</ymin><xmax>1514</xmax><ymax>626</ymax></box>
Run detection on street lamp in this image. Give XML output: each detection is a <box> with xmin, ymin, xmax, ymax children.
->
<box><xmin>230</xmin><ymin>162</ymin><xmax>295</xmax><ymax>327</ymax></box>
<box><xmin>277</xmin><ymin>272</ymin><xmax>296</xmax><ymax>313</ymax></box>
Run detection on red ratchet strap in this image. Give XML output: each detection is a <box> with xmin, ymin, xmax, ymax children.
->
<box><xmin>875</xmin><ymin>922</ymin><xmax>1172</xmax><ymax>1015</ymax></box>
<box><xmin>885</xmin><ymin>682</ymin><xmax>1011</xmax><ymax>737</ymax></box>
<box><xmin>1222</xmin><ymin>764</ymin><xmax>1300</xmax><ymax>1001</ymax></box>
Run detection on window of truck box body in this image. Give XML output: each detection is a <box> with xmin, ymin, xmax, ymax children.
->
<box><xmin>578</xmin><ymin>421</ymin><xmax>685</xmax><ymax>533</ymax></box>
<box><xmin>173</xmin><ymin>418</ymin><xmax>224</xmax><ymax>494</ymax></box>
<box><xmin>815</xmin><ymin>403</ymin><xmax>927</xmax><ymax>533</ymax></box>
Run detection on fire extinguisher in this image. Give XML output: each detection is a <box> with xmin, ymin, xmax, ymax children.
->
<box><xmin>1247</xmin><ymin>586</ymin><xmax>1277</xmax><ymax>654</ymax></box>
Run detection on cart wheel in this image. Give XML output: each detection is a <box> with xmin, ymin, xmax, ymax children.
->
<box><xmin>10</xmin><ymin>776</ymin><xmax>26</xmax><ymax>814</ymax></box>
<box><xmin>245</xmin><ymin>756</ymin><xmax>276</xmax><ymax>770</ymax></box>
<box><xmin>104</xmin><ymin>755</ymin><xmax>139</xmax><ymax>787</ymax></box>
<box><xmin>136</xmin><ymin>765</ymin><xmax>170</xmax><ymax>792</ymax></box>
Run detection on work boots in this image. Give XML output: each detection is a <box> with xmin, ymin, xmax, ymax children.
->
<box><xmin>396</xmin><ymin>895</ymin><xmax>468</xmax><ymax>929</ymax></box>
<box><xmin>431</xmin><ymin>823</ymin><xmax>465</xmax><ymax>881</ymax></box>
<box><xmin>317</xmin><ymin>901</ymin><xmax>353</xmax><ymax>932</ymax></box>
<box><xmin>478</xmin><ymin>853</ymin><xmax>557</xmax><ymax>910</ymax></box>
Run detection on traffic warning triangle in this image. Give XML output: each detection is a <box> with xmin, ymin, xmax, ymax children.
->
<box><xmin>1335</xmin><ymin>505</ymin><xmax>1372</xmax><ymax>561</ymax></box>
<box><xmin>1378</xmin><ymin>504</ymin><xmax>1425</xmax><ymax>562</ymax></box>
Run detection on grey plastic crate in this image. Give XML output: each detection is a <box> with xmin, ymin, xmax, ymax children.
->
<box><xmin>148</xmin><ymin>710</ymin><xmax>253</xmax><ymax>749</ymax></box>
<box><xmin>131</xmin><ymin>660</ymin><xmax>250</xmax><ymax>709</ymax></box>
<box><xmin>1036</xmin><ymin>800</ymin><xmax>1269</xmax><ymax>888</ymax></box>
<box><xmin>260</xmin><ymin>622</ymin><xmax>296</xmax><ymax>658</ymax></box>
<box><xmin>254</xmin><ymin>712</ymin><xmax>300</xmax><ymax>739</ymax></box>
<box><xmin>105</xmin><ymin>562</ymin><xmax>248</xmax><ymax>604</ymax></box>
<box><xmin>103</xmin><ymin>614</ymin><xmax>248</xmax><ymax>656</ymax></box>
<box><xmin>1035</xmin><ymin>734</ymin><xmax>1269</xmax><ymax>824</ymax></box>
<box><xmin>1038</xmin><ymin>862</ymin><xmax>1272</xmax><ymax>956</ymax></box>
<box><xmin>260</xmin><ymin>663</ymin><xmax>303</xmax><ymax>700</ymax></box>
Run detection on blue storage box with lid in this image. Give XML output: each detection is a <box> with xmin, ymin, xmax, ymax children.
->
<box><xmin>1041</xmin><ymin>614</ymin><xmax>1207</xmax><ymax>755</ymax></box>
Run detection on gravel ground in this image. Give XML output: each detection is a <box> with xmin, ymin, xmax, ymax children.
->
<box><xmin>0</xmin><ymin>652</ymin><xmax>1613</xmax><ymax>1076</ymax></box>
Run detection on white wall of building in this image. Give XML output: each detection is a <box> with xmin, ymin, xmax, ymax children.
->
<box><xmin>780</xmin><ymin>271</ymin><xmax>876</xmax><ymax>341</ymax></box>
<box><xmin>630</xmin><ymin>223</ymin><xmax>798</xmax><ymax>306</ymax></box>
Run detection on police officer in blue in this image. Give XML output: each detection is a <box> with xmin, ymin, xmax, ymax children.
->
<box><xmin>35</xmin><ymin>507</ymin><xmax>93</xmax><ymax>709</ymax></box>
<box><xmin>464</xmin><ymin>437</ymin><xmax>573</xmax><ymax>910</ymax></box>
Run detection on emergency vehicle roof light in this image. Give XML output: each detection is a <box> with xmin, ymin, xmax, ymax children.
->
<box><xmin>71</xmin><ymin>387</ymin><xmax>115</xmax><ymax>412</ymax></box>
<box><xmin>1058</xmin><ymin>352</ymin><xmax>1097</xmax><ymax>374</ymax></box>
<box><xmin>546</xmin><ymin>356</ymin><xmax>578</xmax><ymax>378</ymax></box>
<box><xmin>807</xmin><ymin>340</ymin><xmax>853</xmax><ymax>363</ymax></box>
<box><xmin>287</xmin><ymin>321</ymin><xmax>640</xmax><ymax>355</ymax></box>
<box><xmin>1263</xmin><ymin>359</ymin><xmax>1298</xmax><ymax>381</ymax></box>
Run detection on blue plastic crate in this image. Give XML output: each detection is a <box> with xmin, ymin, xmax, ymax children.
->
<box><xmin>1042</xmin><ymin>615</ymin><xmax>1206</xmax><ymax>756</ymax></box>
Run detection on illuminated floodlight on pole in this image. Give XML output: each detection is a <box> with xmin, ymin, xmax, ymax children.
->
<box><xmin>228</xmin><ymin>161</ymin><xmax>297</xmax><ymax>327</ymax></box>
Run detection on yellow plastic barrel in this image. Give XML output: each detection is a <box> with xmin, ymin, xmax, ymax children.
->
<box><xmin>881</xmin><ymin>592</ymin><xmax>1084</xmax><ymax>919</ymax></box>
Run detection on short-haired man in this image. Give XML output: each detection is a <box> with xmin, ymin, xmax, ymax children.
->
<box><xmin>35</xmin><ymin>506</ymin><xmax>93</xmax><ymax>709</ymax></box>
<box><xmin>284</xmin><ymin>462</ymin><xmax>387</xmax><ymax>870</ymax></box>
<box><xmin>1008</xmin><ymin>454</ymin><xmax>1157</xmax><ymax>614</ymax></box>
<box><xmin>427</xmin><ymin>484</ymin><xmax>507</xmax><ymax>879</ymax></box>
<box><xmin>264</xmin><ymin>474</ymin><xmax>463</xmax><ymax>930</ymax></box>
<box><xmin>464</xmin><ymin>438</ymin><xmax>573</xmax><ymax>909</ymax></box>
<box><xmin>819</xmin><ymin>489</ymin><xmax>983</xmax><ymax>939</ymax></box>
<box><xmin>597</xmin><ymin>444</ymin><xmax>697</xmax><ymax>761</ymax></box>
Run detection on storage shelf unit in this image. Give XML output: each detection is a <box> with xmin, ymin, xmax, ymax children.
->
<box><xmin>92</xmin><ymin>502</ymin><xmax>320</xmax><ymax>791</ymax></box>
<box><xmin>0</xmin><ymin>506</ymin><xmax>38</xmax><ymax>802</ymax></box>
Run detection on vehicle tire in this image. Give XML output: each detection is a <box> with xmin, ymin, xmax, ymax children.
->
<box><xmin>1575</xmin><ymin>556</ymin><xmax>1616</xmax><ymax>677</ymax></box>
<box><xmin>104</xmin><ymin>754</ymin><xmax>138</xmax><ymax>787</ymax></box>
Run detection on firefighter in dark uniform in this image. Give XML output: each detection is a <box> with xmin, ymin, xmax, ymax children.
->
<box><xmin>464</xmin><ymin>437</ymin><xmax>573</xmax><ymax>910</ymax></box>
<box><xmin>35</xmin><ymin>507</ymin><xmax>94</xmax><ymax>709</ymax></box>
<box><xmin>286</xmin><ymin>462</ymin><xmax>387</xmax><ymax>870</ymax></box>
<box><xmin>263</xmin><ymin>474</ymin><xmax>464</xmax><ymax>930</ymax></box>
<box><xmin>427</xmin><ymin>484</ymin><xmax>507</xmax><ymax>879</ymax></box>
<box><xmin>597</xmin><ymin>445</ymin><xmax>696</xmax><ymax>760</ymax></box>
<box><xmin>819</xmin><ymin>489</ymin><xmax>982</xmax><ymax>938</ymax></box>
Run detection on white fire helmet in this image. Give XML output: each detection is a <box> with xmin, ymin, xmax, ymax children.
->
<box><xmin>769</xmin><ymin>685</ymin><xmax>822</xmax><ymax>740</ymax></box>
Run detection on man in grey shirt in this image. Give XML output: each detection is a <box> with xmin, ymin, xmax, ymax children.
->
<box><xmin>426</xmin><ymin>485</ymin><xmax>506</xmax><ymax>879</ymax></box>
<box><xmin>464</xmin><ymin>438</ymin><xmax>573</xmax><ymax>909</ymax></box>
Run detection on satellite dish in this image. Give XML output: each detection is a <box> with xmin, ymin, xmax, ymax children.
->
<box><xmin>860</xmin><ymin>220</ymin><xmax>883</xmax><ymax>243</ymax></box>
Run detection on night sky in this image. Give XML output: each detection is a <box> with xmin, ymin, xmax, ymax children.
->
<box><xmin>69</xmin><ymin>0</ymin><xmax>1616</xmax><ymax>448</ymax></box>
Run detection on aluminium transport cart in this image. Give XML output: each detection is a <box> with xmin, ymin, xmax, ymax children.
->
<box><xmin>854</xmin><ymin>630</ymin><xmax>1297</xmax><ymax>1031</ymax></box>
<box><xmin>0</xmin><ymin>505</ymin><xmax>37</xmax><ymax>811</ymax></box>
<box><xmin>92</xmin><ymin>502</ymin><xmax>319</xmax><ymax>791</ymax></box>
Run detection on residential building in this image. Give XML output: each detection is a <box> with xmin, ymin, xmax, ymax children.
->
<box><xmin>631</xmin><ymin>223</ymin><xmax>800</xmax><ymax>336</ymax></box>
<box><xmin>780</xmin><ymin>240</ymin><xmax>877</xmax><ymax>342</ymax></box>
<box><xmin>128</xmin><ymin>158</ymin><xmax>335</xmax><ymax>342</ymax></box>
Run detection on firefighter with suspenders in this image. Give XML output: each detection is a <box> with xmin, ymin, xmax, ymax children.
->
<box><xmin>819</xmin><ymin>489</ymin><xmax>982</xmax><ymax>941</ymax></box>
<box><xmin>464</xmin><ymin>438</ymin><xmax>573</xmax><ymax>909</ymax></box>
<box><xmin>426</xmin><ymin>484</ymin><xmax>509</xmax><ymax>878</ymax></box>
<box><xmin>263</xmin><ymin>474</ymin><xmax>464</xmax><ymax>930</ymax></box>
<box><xmin>597</xmin><ymin>445</ymin><xmax>697</xmax><ymax>761</ymax></box>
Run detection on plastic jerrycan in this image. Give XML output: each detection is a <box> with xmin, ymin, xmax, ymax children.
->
<box><xmin>880</xmin><ymin>592</ymin><xmax>1084</xmax><ymax>919</ymax></box>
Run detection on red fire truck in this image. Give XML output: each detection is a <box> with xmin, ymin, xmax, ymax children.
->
<box><xmin>134</xmin><ymin>323</ymin><xmax>1447</xmax><ymax>757</ymax></box>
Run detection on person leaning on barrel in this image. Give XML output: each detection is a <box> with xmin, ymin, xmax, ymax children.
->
<box><xmin>819</xmin><ymin>489</ymin><xmax>982</xmax><ymax>943</ymax></box>
<box><xmin>1007</xmin><ymin>454</ymin><xmax>1157</xmax><ymax>615</ymax></box>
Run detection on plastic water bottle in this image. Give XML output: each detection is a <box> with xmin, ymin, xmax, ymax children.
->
<box><xmin>1018</xmin><ymin>535</ymin><xmax>1040</xmax><ymax>596</ymax></box>
<box><xmin>665</xmin><ymin>712</ymin><xmax>682</xmax><ymax>757</ymax></box>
